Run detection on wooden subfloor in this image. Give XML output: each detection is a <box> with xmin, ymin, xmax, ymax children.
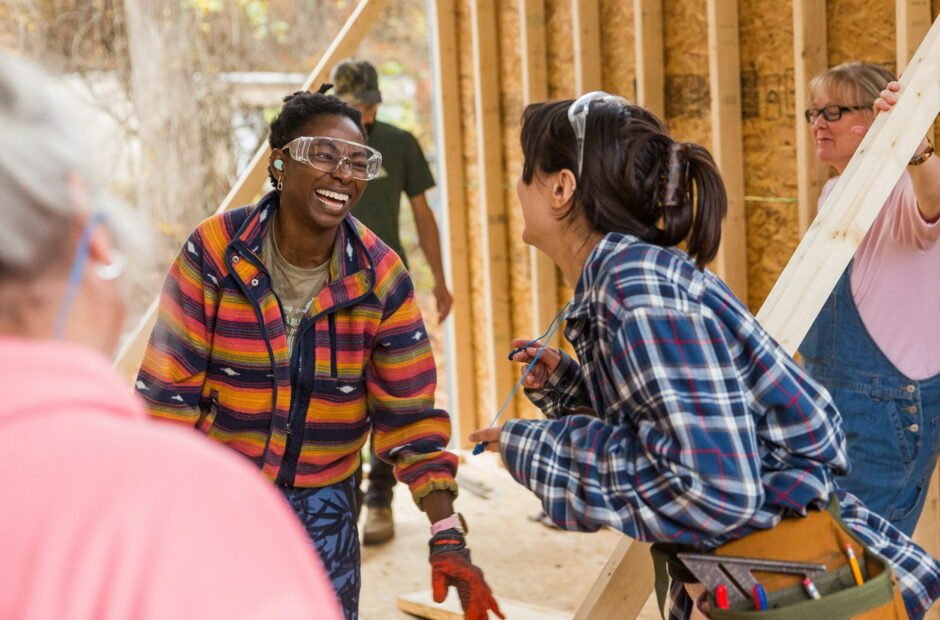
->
<box><xmin>358</xmin><ymin>451</ymin><xmax>661</xmax><ymax>619</ymax></box>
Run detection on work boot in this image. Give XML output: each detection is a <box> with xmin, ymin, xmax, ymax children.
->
<box><xmin>363</xmin><ymin>506</ymin><xmax>394</xmax><ymax>545</ymax></box>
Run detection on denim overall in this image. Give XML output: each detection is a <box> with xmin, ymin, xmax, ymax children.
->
<box><xmin>800</xmin><ymin>265</ymin><xmax>940</xmax><ymax>536</ymax></box>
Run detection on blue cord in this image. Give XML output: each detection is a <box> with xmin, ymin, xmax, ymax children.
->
<box><xmin>473</xmin><ymin>302</ymin><xmax>570</xmax><ymax>455</ymax></box>
<box><xmin>54</xmin><ymin>212</ymin><xmax>105</xmax><ymax>340</ymax></box>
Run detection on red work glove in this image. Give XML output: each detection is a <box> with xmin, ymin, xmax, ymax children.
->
<box><xmin>429</xmin><ymin>529</ymin><xmax>504</xmax><ymax>620</ymax></box>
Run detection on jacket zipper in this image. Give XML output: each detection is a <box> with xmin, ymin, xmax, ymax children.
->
<box><xmin>328</xmin><ymin>313</ymin><xmax>338</xmax><ymax>378</ymax></box>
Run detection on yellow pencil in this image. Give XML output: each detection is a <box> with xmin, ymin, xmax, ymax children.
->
<box><xmin>846</xmin><ymin>544</ymin><xmax>864</xmax><ymax>586</ymax></box>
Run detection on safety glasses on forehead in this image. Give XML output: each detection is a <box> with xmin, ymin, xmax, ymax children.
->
<box><xmin>283</xmin><ymin>136</ymin><xmax>383</xmax><ymax>181</ymax></box>
<box><xmin>568</xmin><ymin>90</ymin><xmax>631</xmax><ymax>175</ymax></box>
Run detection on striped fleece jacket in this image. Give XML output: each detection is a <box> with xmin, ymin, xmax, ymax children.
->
<box><xmin>136</xmin><ymin>191</ymin><xmax>458</xmax><ymax>503</ymax></box>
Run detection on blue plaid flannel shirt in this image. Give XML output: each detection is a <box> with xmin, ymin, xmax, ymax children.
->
<box><xmin>500</xmin><ymin>233</ymin><xmax>939</xmax><ymax>619</ymax></box>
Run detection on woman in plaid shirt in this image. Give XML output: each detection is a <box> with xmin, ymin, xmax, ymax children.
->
<box><xmin>470</xmin><ymin>94</ymin><xmax>939</xmax><ymax>618</ymax></box>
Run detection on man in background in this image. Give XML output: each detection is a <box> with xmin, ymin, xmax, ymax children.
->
<box><xmin>331</xmin><ymin>58</ymin><xmax>452</xmax><ymax>546</ymax></box>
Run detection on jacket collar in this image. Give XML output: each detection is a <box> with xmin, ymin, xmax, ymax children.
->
<box><xmin>225</xmin><ymin>191</ymin><xmax>375</xmax><ymax>315</ymax></box>
<box><xmin>0</xmin><ymin>338</ymin><xmax>144</xmax><ymax>424</ymax></box>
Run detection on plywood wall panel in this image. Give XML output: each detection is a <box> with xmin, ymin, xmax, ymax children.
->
<box><xmin>828</xmin><ymin>0</ymin><xmax>896</xmax><ymax>68</ymax></box>
<box><xmin>738</xmin><ymin>0</ymin><xmax>800</xmax><ymax>310</ymax></box>
<box><xmin>600</xmin><ymin>0</ymin><xmax>636</xmax><ymax>98</ymax></box>
<box><xmin>546</xmin><ymin>0</ymin><xmax>576</xmax><ymax>99</ymax></box>
<box><xmin>662</xmin><ymin>0</ymin><xmax>710</xmax><ymax>146</ymax></box>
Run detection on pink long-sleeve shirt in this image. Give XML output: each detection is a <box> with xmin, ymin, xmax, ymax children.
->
<box><xmin>820</xmin><ymin>171</ymin><xmax>940</xmax><ymax>380</ymax></box>
<box><xmin>0</xmin><ymin>338</ymin><xmax>342</xmax><ymax>620</ymax></box>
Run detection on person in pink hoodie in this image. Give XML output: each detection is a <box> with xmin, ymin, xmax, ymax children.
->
<box><xmin>0</xmin><ymin>53</ymin><xmax>342</xmax><ymax>620</ymax></box>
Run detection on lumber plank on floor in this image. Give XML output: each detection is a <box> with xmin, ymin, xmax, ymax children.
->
<box><xmin>397</xmin><ymin>590</ymin><xmax>569</xmax><ymax>620</ymax></box>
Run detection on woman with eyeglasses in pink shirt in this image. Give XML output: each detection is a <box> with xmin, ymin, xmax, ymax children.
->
<box><xmin>799</xmin><ymin>61</ymin><xmax>940</xmax><ymax>536</ymax></box>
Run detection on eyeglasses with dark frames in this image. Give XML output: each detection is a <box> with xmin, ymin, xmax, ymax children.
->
<box><xmin>804</xmin><ymin>104</ymin><xmax>869</xmax><ymax>124</ymax></box>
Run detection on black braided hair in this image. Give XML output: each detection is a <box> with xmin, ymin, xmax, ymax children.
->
<box><xmin>266</xmin><ymin>83</ymin><xmax>365</xmax><ymax>185</ymax></box>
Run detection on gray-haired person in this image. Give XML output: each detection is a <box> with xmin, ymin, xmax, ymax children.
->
<box><xmin>0</xmin><ymin>52</ymin><xmax>342</xmax><ymax>619</ymax></box>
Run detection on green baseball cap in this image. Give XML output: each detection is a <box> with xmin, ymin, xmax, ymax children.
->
<box><xmin>330</xmin><ymin>58</ymin><xmax>382</xmax><ymax>105</ymax></box>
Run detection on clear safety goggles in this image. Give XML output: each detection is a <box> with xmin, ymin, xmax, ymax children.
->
<box><xmin>283</xmin><ymin>136</ymin><xmax>383</xmax><ymax>181</ymax></box>
<box><xmin>567</xmin><ymin>91</ymin><xmax>630</xmax><ymax>175</ymax></box>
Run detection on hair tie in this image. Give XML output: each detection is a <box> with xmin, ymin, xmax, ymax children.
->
<box><xmin>661</xmin><ymin>142</ymin><xmax>689</xmax><ymax>208</ymax></box>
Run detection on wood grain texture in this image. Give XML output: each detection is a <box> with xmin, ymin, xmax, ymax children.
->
<box><xmin>707</xmin><ymin>0</ymin><xmax>749</xmax><ymax>301</ymax></box>
<box><xmin>633</xmin><ymin>0</ymin><xmax>663</xmax><ymax>116</ymax></box>
<box><xmin>430</xmin><ymin>0</ymin><xmax>476</xmax><ymax>446</ymax></box>
<box><xmin>897</xmin><ymin>0</ymin><xmax>932</xmax><ymax>72</ymax></box>
<box><xmin>520</xmin><ymin>0</ymin><xmax>564</xmax><ymax>372</ymax></box>
<box><xmin>572</xmin><ymin>0</ymin><xmax>603</xmax><ymax>92</ymax></box>
<box><xmin>793</xmin><ymin>0</ymin><xmax>830</xmax><ymax>236</ymax></box>
<box><xmin>470</xmin><ymin>0</ymin><xmax>515</xmax><ymax>425</ymax></box>
<box><xmin>398</xmin><ymin>590</ymin><xmax>569</xmax><ymax>620</ymax></box>
<box><xmin>574</xmin><ymin>540</ymin><xmax>654</xmax><ymax>620</ymax></box>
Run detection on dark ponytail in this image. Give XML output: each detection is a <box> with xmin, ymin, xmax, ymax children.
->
<box><xmin>519</xmin><ymin>99</ymin><xmax>727</xmax><ymax>268</ymax></box>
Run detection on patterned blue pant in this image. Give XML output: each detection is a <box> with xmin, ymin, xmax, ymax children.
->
<box><xmin>281</xmin><ymin>478</ymin><xmax>361</xmax><ymax>620</ymax></box>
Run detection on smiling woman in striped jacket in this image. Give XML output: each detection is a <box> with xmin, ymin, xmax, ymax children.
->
<box><xmin>136</xmin><ymin>86</ymin><xmax>502</xmax><ymax>620</ymax></box>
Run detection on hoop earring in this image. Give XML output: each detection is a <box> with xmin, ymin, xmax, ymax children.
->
<box><xmin>276</xmin><ymin>174</ymin><xmax>284</xmax><ymax>192</ymax></box>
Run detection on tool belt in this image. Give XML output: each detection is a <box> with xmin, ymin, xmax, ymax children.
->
<box><xmin>650</xmin><ymin>495</ymin><xmax>908</xmax><ymax>619</ymax></box>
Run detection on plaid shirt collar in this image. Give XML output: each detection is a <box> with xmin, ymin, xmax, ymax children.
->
<box><xmin>566</xmin><ymin>231</ymin><xmax>700</xmax><ymax>327</ymax></box>
<box><xmin>565</xmin><ymin>233</ymin><xmax>634</xmax><ymax>340</ymax></box>
<box><xmin>567</xmin><ymin>233</ymin><xmax>623</xmax><ymax>319</ymax></box>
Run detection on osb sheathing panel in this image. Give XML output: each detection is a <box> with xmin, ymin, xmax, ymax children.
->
<box><xmin>497</xmin><ymin>0</ymin><xmax>538</xmax><ymax>419</ymax></box>
<box><xmin>828</xmin><ymin>3</ymin><xmax>938</xmax><ymax>142</ymax></box>
<box><xmin>545</xmin><ymin>0</ymin><xmax>575</xmax><ymax>99</ymax></box>
<box><xmin>739</xmin><ymin>0</ymin><xmax>800</xmax><ymax>310</ymax></box>
<box><xmin>662</xmin><ymin>0</ymin><xmax>710</xmax><ymax>147</ymax></box>
<box><xmin>827</xmin><ymin>0</ymin><xmax>896</xmax><ymax>69</ymax></box>
<box><xmin>456</xmin><ymin>0</ymin><xmax>491</xmax><ymax>430</ymax></box>
<box><xmin>600</xmin><ymin>0</ymin><xmax>636</xmax><ymax>99</ymax></box>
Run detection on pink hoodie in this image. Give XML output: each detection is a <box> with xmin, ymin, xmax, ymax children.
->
<box><xmin>0</xmin><ymin>338</ymin><xmax>342</xmax><ymax>620</ymax></box>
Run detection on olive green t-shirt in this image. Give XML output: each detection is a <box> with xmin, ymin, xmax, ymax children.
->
<box><xmin>353</xmin><ymin>120</ymin><xmax>435</xmax><ymax>266</ymax></box>
<box><xmin>262</xmin><ymin>224</ymin><xmax>329</xmax><ymax>355</ymax></box>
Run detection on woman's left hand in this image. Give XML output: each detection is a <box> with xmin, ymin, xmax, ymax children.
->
<box><xmin>852</xmin><ymin>81</ymin><xmax>903</xmax><ymax>138</ymax></box>
<box><xmin>853</xmin><ymin>82</ymin><xmax>931</xmax><ymax>157</ymax></box>
<box><xmin>873</xmin><ymin>81</ymin><xmax>901</xmax><ymax>113</ymax></box>
<box><xmin>468</xmin><ymin>426</ymin><xmax>503</xmax><ymax>453</ymax></box>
